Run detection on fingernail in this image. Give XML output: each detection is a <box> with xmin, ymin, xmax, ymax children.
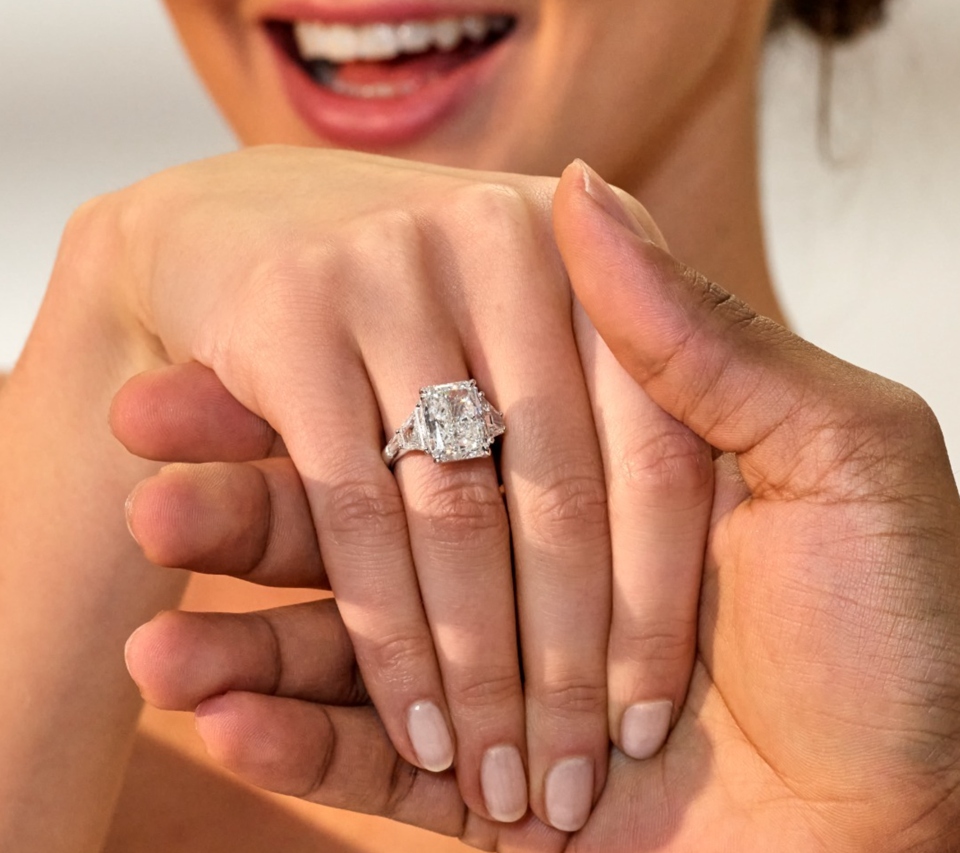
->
<box><xmin>481</xmin><ymin>745</ymin><xmax>528</xmax><ymax>823</ymax></box>
<box><xmin>620</xmin><ymin>700</ymin><xmax>673</xmax><ymax>760</ymax></box>
<box><xmin>544</xmin><ymin>756</ymin><xmax>593</xmax><ymax>832</ymax></box>
<box><xmin>123</xmin><ymin>623</ymin><xmax>147</xmax><ymax>673</ymax></box>
<box><xmin>571</xmin><ymin>159</ymin><xmax>649</xmax><ymax>240</ymax></box>
<box><xmin>406</xmin><ymin>701</ymin><xmax>455</xmax><ymax>772</ymax></box>
<box><xmin>124</xmin><ymin>486</ymin><xmax>142</xmax><ymax>545</ymax></box>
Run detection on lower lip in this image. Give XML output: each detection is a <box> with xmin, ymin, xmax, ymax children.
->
<box><xmin>267</xmin><ymin>29</ymin><xmax>513</xmax><ymax>149</ymax></box>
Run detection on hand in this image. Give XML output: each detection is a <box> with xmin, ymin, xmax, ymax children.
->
<box><xmin>102</xmin><ymin>147</ymin><xmax>713</xmax><ymax>829</ymax></box>
<box><xmin>128</xmin><ymin>161</ymin><xmax>960</xmax><ymax>851</ymax></box>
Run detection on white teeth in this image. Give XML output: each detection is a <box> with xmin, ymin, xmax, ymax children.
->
<box><xmin>294</xmin><ymin>23</ymin><xmax>359</xmax><ymax>64</ymax></box>
<box><xmin>461</xmin><ymin>15</ymin><xmax>491</xmax><ymax>42</ymax></box>
<box><xmin>356</xmin><ymin>23</ymin><xmax>401</xmax><ymax>61</ymax></box>
<box><xmin>328</xmin><ymin>78</ymin><xmax>422</xmax><ymax>99</ymax></box>
<box><xmin>396</xmin><ymin>21</ymin><xmax>433</xmax><ymax>53</ymax></box>
<box><xmin>292</xmin><ymin>14</ymin><xmax>512</xmax><ymax>64</ymax></box>
<box><xmin>433</xmin><ymin>18</ymin><xmax>462</xmax><ymax>51</ymax></box>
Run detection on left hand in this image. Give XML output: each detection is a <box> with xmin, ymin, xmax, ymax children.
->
<box><xmin>126</xmin><ymin>161</ymin><xmax>960</xmax><ymax>851</ymax></box>
<box><xmin>111</xmin><ymin>149</ymin><xmax>713</xmax><ymax>831</ymax></box>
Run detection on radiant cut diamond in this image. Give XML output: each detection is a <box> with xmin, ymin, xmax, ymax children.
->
<box><xmin>416</xmin><ymin>380</ymin><xmax>505</xmax><ymax>463</ymax></box>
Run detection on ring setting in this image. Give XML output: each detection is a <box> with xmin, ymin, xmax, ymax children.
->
<box><xmin>382</xmin><ymin>380</ymin><xmax>505</xmax><ymax>467</ymax></box>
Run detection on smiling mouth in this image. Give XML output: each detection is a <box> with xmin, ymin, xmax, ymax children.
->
<box><xmin>269</xmin><ymin>14</ymin><xmax>517</xmax><ymax>101</ymax></box>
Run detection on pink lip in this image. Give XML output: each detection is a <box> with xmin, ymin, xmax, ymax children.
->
<box><xmin>265</xmin><ymin>0</ymin><xmax>512</xmax><ymax>25</ymax></box>
<box><xmin>262</xmin><ymin>5</ymin><xmax>516</xmax><ymax>149</ymax></box>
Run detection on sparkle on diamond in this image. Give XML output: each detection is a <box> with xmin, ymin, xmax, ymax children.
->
<box><xmin>419</xmin><ymin>381</ymin><xmax>497</xmax><ymax>463</ymax></box>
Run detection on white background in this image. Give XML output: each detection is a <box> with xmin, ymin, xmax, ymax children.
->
<box><xmin>2</xmin><ymin>0</ymin><xmax>959</xmax><ymax>468</ymax></box>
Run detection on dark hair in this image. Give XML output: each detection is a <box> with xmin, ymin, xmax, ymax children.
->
<box><xmin>772</xmin><ymin>0</ymin><xmax>888</xmax><ymax>40</ymax></box>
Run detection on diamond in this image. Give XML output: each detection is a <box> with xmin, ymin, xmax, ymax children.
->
<box><xmin>418</xmin><ymin>380</ymin><xmax>504</xmax><ymax>463</ymax></box>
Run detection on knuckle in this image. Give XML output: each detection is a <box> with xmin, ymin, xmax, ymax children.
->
<box><xmin>799</xmin><ymin>384</ymin><xmax>942</xmax><ymax>494</ymax></box>
<box><xmin>701</xmin><ymin>276</ymin><xmax>758</xmax><ymax>329</ymax></box>
<box><xmin>528</xmin><ymin>469</ymin><xmax>609</xmax><ymax>542</ymax></box>
<box><xmin>324</xmin><ymin>478</ymin><xmax>408</xmax><ymax>543</ymax></box>
<box><xmin>413</xmin><ymin>471</ymin><xmax>507</xmax><ymax>544</ymax></box>
<box><xmin>614</xmin><ymin>428</ymin><xmax>712</xmax><ymax>498</ymax></box>
<box><xmin>238</xmin><ymin>240</ymin><xmax>340</xmax><ymax>331</ymax></box>
<box><xmin>447</xmin><ymin>666</ymin><xmax>522</xmax><ymax>711</ymax></box>
<box><xmin>382</xmin><ymin>754</ymin><xmax>423</xmax><ymax>821</ymax></box>
<box><xmin>63</xmin><ymin>194</ymin><xmax>114</xmax><ymax>245</ymax></box>
<box><xmin>344</xmin><ymin>206</ymin><xmax>424</xmax><ymax>255</ymax></box>
<box><xmin>361</xmin><ymin>630</ymin><xmax>436</xmax><ymax>681</ymax></box>
<box><xmin>442</xmin><ymin>182</ymin><xmax>535</xmax><ymax>245</ymax></box>
<box><xmin>616</xmin><ymin>619</ymin><xmax>696</xmax><ymax>669</ymax></box>
<box><xmin>58</xmin><ymin>193</ymin><xmax>126</xmax><ymax>277</ymax></box>
<box><xmin>888</xmin><ymin>383</ymin><xmax>944</xmax><ymax>442</ymax></box>
<box><xmin>533</xmin><ymin>676</ymin><xmax>607</xmax><ymax>718</ymax></box>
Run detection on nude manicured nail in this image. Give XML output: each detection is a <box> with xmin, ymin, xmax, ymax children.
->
<box><xmin>406</xmin><ymin>701</ymin><xmax>454</xmax><ymax>772</ymax></box>
<box><xmin>481</xmin><ymin>745</ymin><xmax>528</xmax><ymax>823</ymax></box>
<box><xmin>544</xmin><ymin>756</ymin><xmax>593</xmax><ymax>832</ymax></box>
<box><xmin>573</xmin><ymin>158</ymin><xmax>649</xmax><ymax>240</ymax></box>
<box><xmin>620</xmin><ymin>700</ymin><xmax>673</xmax><ymax>760</ymax></box>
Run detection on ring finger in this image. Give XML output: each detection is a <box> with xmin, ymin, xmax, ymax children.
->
<box><xmin>362</xmin><ymin>324</ymin><xmax>528</xmax><ymax>825</ymax></box>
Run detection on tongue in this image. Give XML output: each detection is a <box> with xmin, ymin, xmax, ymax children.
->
<box><xmin>332</xmin><ymin>43</ymin><xmax>485</xmax><ymax>90</ymax></box>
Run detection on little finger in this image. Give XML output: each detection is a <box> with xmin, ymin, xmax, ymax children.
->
<box><xmin>576</xmin><ymin>304</ymin><xmax>712</xmax><ymax>761</ymax></box>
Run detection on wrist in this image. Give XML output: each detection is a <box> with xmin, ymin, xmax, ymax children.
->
<box><xmin>0</xmin><ymin>195</ymin><xmax>183</xmax><ymax>852</ymax></box>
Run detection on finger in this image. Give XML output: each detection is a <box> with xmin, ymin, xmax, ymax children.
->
<box><xmin>359</xmin><ymin>281</ymin><xmax>527</xmax><ymax>823</ymax></box>
<box><xmin>575</xmin><ymin>301</ymin><xmax>712</xmax><ymax>761</ymax></box>
<box><xmin>133</xmin><ymin>611</ymin><xmax>564</xmax><ymax>852</ymax></box>
<box><xmin>124</xmin><ymin>600</ymin><xmax>363</xmax><ymax>710</ymax></box>
<box><xmin>125</xmin><ymin>457</ymin><xmax>328</xmax><ymax>588</ymax></box>
<box><xmin>193</xmin><ymin>693</ymin><xmax>469</xmax><ymax>838</ymax></box>
<box><xmin>195</xmin><ymin>693</ymin><xmax>564</xmax><ymax>852</ymax></box>
<box><xmin>111</xmin><ymin>362</ymin><xmax>281</xmax><ymax>463</ymax></box>
<box><xmin>553</xmin><ymin>159</ymin><xmax>896</xmax><ymax>497</ymax></box>
<box><xmin>454</xmin><ymin>202</ymin><xmax>611</xmax><ymax>833</ymax></box>
<box><xmin>247</xmin><ymin>312</ymin><xmax>464</xmax><ymax>779</ymax></box>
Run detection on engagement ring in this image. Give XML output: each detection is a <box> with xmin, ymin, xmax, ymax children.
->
<box><xmin>382</xmin><ymin>380</ymin><xmax>505</xmax><ymax>467</ymax></box>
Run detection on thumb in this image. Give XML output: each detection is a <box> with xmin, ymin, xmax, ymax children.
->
<box><xmin>552</xmin><ymin>160</ymin><xmax>887</xmax><ymax>495</ymax></box>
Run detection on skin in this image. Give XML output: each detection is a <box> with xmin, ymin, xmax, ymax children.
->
<box><xmin>125</xmin><ymin>164</ymin><xmax>960</xmax><ymax>851</ymax></box>
<box><xmin>2</xmin><ymin>0</ymin><xmax>957</xmax><ymax>850</ymax></box>
<box><xmin>163</xmin><ymin>0</ymin><xmax>780</xmax><ymax>314</ymax></box>
<box><xmin>149</xmin><ymin>0</ymin><xmax>779</xmax><ymax>835</ymax></box>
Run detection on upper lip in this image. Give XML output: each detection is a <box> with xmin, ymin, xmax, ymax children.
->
<box><xmin>258</xmin><ymin>0</ymin><xmax>518</xmax><ymax>25</ymax></box>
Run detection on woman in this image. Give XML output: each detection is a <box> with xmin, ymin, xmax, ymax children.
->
<box><xmin>2</xmin><ymin>0</ymin><xmax>959</xmax><ymax>850</ymax></box>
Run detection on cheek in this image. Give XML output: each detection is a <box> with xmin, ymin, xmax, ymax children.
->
<box><xmin>524</xmin><ymin>0</ymin><xmax>759</xmax><ymax>166</ymax></box>
<box><xmin>162</xmin><ymin>0</ymin><xmax>248</xmax><ymax>92</ymax></box>
<box><xmin>162</xmin><ymin>0</ymin><xmax>316</xmax><ymax>145</ymax></box>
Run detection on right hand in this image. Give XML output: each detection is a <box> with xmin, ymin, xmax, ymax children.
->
<box><xmin>95</xmin><ymin>147</ymin><xmax>714</xmax><ymax>830</ymax></box>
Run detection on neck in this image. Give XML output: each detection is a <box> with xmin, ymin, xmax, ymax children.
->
<box><xmin>618</xmin><ymin>55</ymin><xmax>784</xmax><ymax>326</ymax></box>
